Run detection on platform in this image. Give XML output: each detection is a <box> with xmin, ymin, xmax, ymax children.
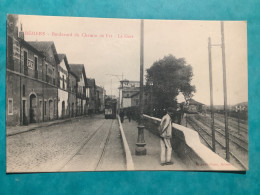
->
<box><xmin>122</xmin><ymin>120</ymin><xmax>188</xmax><ymax>170</ymax></box>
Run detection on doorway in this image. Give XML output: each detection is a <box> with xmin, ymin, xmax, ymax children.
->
<box><xmin>62</xmin><ymin>101</ymin><xmax>65</xmax><ymax>118</ymax></box>
<box><xmin>29</xmin><ymin>94</ymin><xmax>37</xmax><ymax>123</ymax></box>
<box><xmin>49</xmin><ymin>100</ymin><xmax>54</xmax><ymax>120</ymax></box>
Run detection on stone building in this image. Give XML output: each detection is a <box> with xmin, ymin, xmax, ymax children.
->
<box><xmin>6</xmin><ymin>19</ymin><xmax>95</xmax><ymax>126</ymax></box>
<box><xmin>121</xmin><ymin>80</ymin><xmax>140</xmax><ymax>108</ymax></box>
<box><xmin>86</xmin><ymin>78</ymin><xmax>96</xmax><ymax>114</ymax></box>
<box><xmin>69</xmin><ymin>64</ymin><xmax>88</xmax><ymax>116</ymax></box>
<box><xmin>68</xmin><ymin>71</ymin><xmax>77</xmax><ymax>117</ymax></box>
<box><xmin>57</xmin><ymin>54</ymin><xmax>70</xmax><ymax>118</ymax></box>
<box><xmin>95</xmin><ymin>86</ymin><xmax>106</xmax><ymax>113</ymax></box>
<box><xmin>6</xmin><ymin>27</ymin><xmax>59</xmax><ymax>126</ymax></box>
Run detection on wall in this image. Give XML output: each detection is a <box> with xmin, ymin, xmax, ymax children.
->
<box><xmin>143</xmin><ymin>114</ymin><xmax>237</xmax><ymax>171</ymax></box>
<box><xmin>58</xmin><ymin>89</ymin><xmax>68</xmax><ymax>118</ymax></box>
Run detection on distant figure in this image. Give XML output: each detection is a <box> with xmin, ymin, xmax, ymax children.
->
<box><xmin>158</xmin><ymin>107</ymin><xmax>174</xmax><ymax>166</ymax></box>
<box><xmin>119</xmin><ymin>109</ymin><xmax>125</xmax><ymax>123</ymax></box>
<box><xmin>176</xmin><ymin>104</ymin><xmax>182</xmax><ymax>125</ymax></box>
<box><xmin>171</xmin><ymin>104</ymin><xmax>182</xmax><ymax>125</ymax></box>
<box><xmin>126</xmin><ymin>108</ymin><xmax>132</xmax><ymax>122</ymax></box>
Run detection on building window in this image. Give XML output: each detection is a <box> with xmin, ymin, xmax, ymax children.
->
<box><xmin>39</xmin><ymin>100</ymin><xmax>42</xmax><ymax>118</ymax></box>
<box><xmin>44</xmin><ymin>101</ymin><xmax>47</xmax><ymax>115</ymax></box>
<box><xmin>8</xmin><ymin>98</ymin><xmax>13</xmax><ymax>115</ymax></box>
<box><xmin>34</xmin><ymin>56</ymin><xmax>38</xmax><ymax>71</ymax></box>
<box><xmin>34</xmin><ymin>56</ymin><xmax>38</xmax><ymax>79</ymax></box>
<box><xmin>22</xmin><ymin>85</ymin><xmax>25</xmax><ymax>97</ymax></box>
<box><xmin>24</xmin><ymin>50</ymin><xmax>28</xmax><ymax>75</ymax></box>
<box><xmin>62</xmin><ymin>75</ymin><xmax>65</xmax><ymax>89</ymax></box>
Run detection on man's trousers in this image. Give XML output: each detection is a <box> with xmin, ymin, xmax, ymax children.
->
<box><xmin>160</xmin><ymin>137</ymin><xmax>172</xmax><ymax>163</ymax></box>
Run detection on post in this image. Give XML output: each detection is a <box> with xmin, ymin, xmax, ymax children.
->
<box><xmin>118</xmin><ymin>86</ymin><xmax>120</xmax><ymax>114</ymax></box>
<box><xmin>221</xmin><ymin>21</ymin><xmax>230</xmax><ymax>162</ymax></box>
<box><xmin>110</xmin><ymin>78</ymin><xmax>112</xmax><ymax>96</ymax></box>
<box><xmin>135</xmin><ymin>19</ymin><xmax>146</xmax><ymax>155</ymax></box>
<box><xmin>208</xmin><ymin>37</ymin><xmax>216</xmax><ymax>152</ymax></box>
<box><xmin>238</xmin><ymin>107</ymin><xmax>240</xmax><ymax>134</ymax></box>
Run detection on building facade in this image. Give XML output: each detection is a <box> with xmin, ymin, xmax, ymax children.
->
<box><xmin>6</xmin><ymin>29</ymin><xmax>59</xmax><ymax>126</ymax></box>
<box><xmin>6</xmin><ymin>22</ymin><xmax>95</xmax><ymax>127</ymax></box>
<box><xmin>86</xmin><ymin>78</ymin><xmax>96</xmax><ymax>114</ymax></box>
<box><xmin>96</xmin><ymin>86</ymin><xmax>106</xmax><ymax>113</ymax></box>
<box><xmin>69</xmin><ymin>64</ymin><xmax>88</xmax><ymax>116</ymax></box>
<box><xmin>121</xmin><ymin>80</ymin><xmax>140</xmax><ymax>108</ymax></box>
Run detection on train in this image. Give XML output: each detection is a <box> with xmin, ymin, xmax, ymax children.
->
<box><xmin>104</xmin><ymin>98</ymin><xmax>117</xmax><ymax>119</ymax></box>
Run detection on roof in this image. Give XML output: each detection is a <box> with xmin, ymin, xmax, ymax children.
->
<box><xmin>28</xmin><ymin>41</ymin><xmax>54</xmax><ymax>53</ymax></box>
<box><xmin>57</xmin><ymin>53</ymin><xmax>66</xmax><ymax>62</ymax></box>
<box><xmin>87</xmin><ymin>78</ymin><xmax>95</xmax><ymax>87</ymax></box>
<box><xmin>187</xmin><ymin>99</ymin><xmax>204</xmax><ymax>105</ymax></box>
<box><xmin>57</xmin><ymin>53</ymin><xmax>70</xmax><ymax>71</ymax></box>
<box><xmin>19</xmin><ymin>39</ymin><xmax>45</xmax><ymax>57</ymax></box>
<box><xmin>28</xmin><ymin>41</ymin><xmax>59</xmax><ymax>64</ymax></box>
<box><xmin>69</xmin><ymin>64</ymin><xmax>85</xmax><ymax>80</ymax></box>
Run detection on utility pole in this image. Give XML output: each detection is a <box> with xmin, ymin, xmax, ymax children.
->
<box><xmin>221</xmin><ymin>21</ymin><xmax>230</xmax><ymax>162</ymax></box>
<box><xmin>237</xmin><ymin>106</ymin><xmax>240</xmax><ymax>134</ymax></box>
<box><xmin>135</xmin><ymin>19</ymin><xmax>146</xmax><ymax>155</ymax></box>
<box><xmin>110</xmin><ymin>78</ymin><xmax>112</xmax><ymax>96</ymax></box>
<box><xmin>208</xmin><ymin>37</ymin><xmax>216</xmax><ymax>152</ymax></box>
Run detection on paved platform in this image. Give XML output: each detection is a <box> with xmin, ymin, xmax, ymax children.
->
<box><xmin>122</xmin><ymin>119</ymin><xmax>188</xmax><ymax>171</ymax></box>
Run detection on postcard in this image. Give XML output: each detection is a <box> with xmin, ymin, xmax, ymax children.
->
<box><xmin>6</xmin><ymin>14</ymin><xmax>248</xmax><ymax>172</ymax></box>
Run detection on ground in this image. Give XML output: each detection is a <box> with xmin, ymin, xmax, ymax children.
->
<box><xmin>6</xmin><ymin>115</ymin><xmax>125</xmax><ymax>173</ymax></box>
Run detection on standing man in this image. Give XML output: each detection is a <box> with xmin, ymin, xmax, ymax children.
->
<box><xmin>158</xmin><ymin>107</ymin><xmax>174</xmax><ymax>166</ymax></box>
<box><xmin>119</xmin><ymin>109</ymin><xmax>125</xmax><ymax>123</ymax></box>
<box><xmin>126</xmin><ymin>108</ymin><xmax>132</xmax><ymax>122</ymax></box>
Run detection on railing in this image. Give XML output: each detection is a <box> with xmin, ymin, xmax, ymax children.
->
<box><xmin>143</xmin><ymin>114</ymin><xmax>237</xmax><ymax>171</ymax></box>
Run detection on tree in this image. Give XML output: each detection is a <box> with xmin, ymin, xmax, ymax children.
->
<box><xmin>146</xmin><ymin>54</ymin><xmax>196</xmax><ymax>112</ymax></box>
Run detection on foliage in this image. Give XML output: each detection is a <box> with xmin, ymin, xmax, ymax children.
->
<box><xmin>146</xmin><ymin>54</ymin><xmax>196</xmax><ymax>110</ymax></box>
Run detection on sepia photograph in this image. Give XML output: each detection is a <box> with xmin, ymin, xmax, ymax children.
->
<box><xmin>6</xmin><ymin>14</ymin><xmax>248</xmax><ymax>173</ymax></box>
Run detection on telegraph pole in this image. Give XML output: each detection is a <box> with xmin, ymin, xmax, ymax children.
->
<box><xmin>208</xmin><ymin>37</ymin><xmax>216</xmax><ymax>152</ymax></box>
<box><xmin>221</xmin><ymin>21</ymin><xmax>230</xmax><ymax>162</ymax></box>
<box><xmin>135</xmin><ymin>19</ymin><xmax>146</xmax><ymax>155</ymax></box>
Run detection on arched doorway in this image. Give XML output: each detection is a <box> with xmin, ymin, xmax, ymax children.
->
<box><xmin>29</xmin><ymin>94</ymin><xmax>37</xmax><ymax>123</ymax></box>
<box><xmin>62</xmin><ymin>101</ymin><xmax>65</xmax><ymax>118</ymax></box>
<box><xmin>49</xmin><ymin>100</ymin><xmax>54</xmax><ymax>120</ymax></box>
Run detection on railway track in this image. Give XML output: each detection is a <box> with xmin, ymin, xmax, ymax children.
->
<box><xmin>195</xmin><ymin>115</ymin><xmax>248</xmax><ymax>152</ymax></box>
<box><xmin>186</xmin><ymin>116</ymin><xmax>248</xmax><ymax>170</ymax></box>
<box><xmin>215</xmin><ymin>113</ymin><xmax>248</xmax><ymax>125</ymax></box>
<box><xmin>95</xmin><ymin>120</ymin><xmax>113</xmax><ymax>170</ymax></box>
<box><xmin>213</xmin><ymin>113</ymin><xmax>248</xmax><ymax>134</ymax></box>
<box><xmin>196</xmin><ymin>114</ymin><xmax>248</xmax><ymax>143</ymax></box>
<box><xmin>58</xmin><ymin>119</ymin><xmax>113</xmax><ymax>171</ymax></box>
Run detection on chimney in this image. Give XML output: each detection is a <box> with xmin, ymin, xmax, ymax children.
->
<box><xmin>18</xmin><ymin>23</ymin><xmax>24</xmax><ymax>40</ymax></box>
<box><xmin>14</xmin><ymin>26</ymin><xmax>18</xmax><ymax>38</ymax></box>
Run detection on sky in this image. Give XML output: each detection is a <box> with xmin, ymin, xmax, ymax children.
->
<box><xmin>17</xmin><ymin>15</ymin><xmax>248</xmax><ymax>105</ymax></box>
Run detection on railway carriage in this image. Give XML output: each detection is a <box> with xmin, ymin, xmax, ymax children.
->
<box><xmin>104</xmin><ymin>98</ymin><xmax>117</xmax><ymax>119</ymax></box>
